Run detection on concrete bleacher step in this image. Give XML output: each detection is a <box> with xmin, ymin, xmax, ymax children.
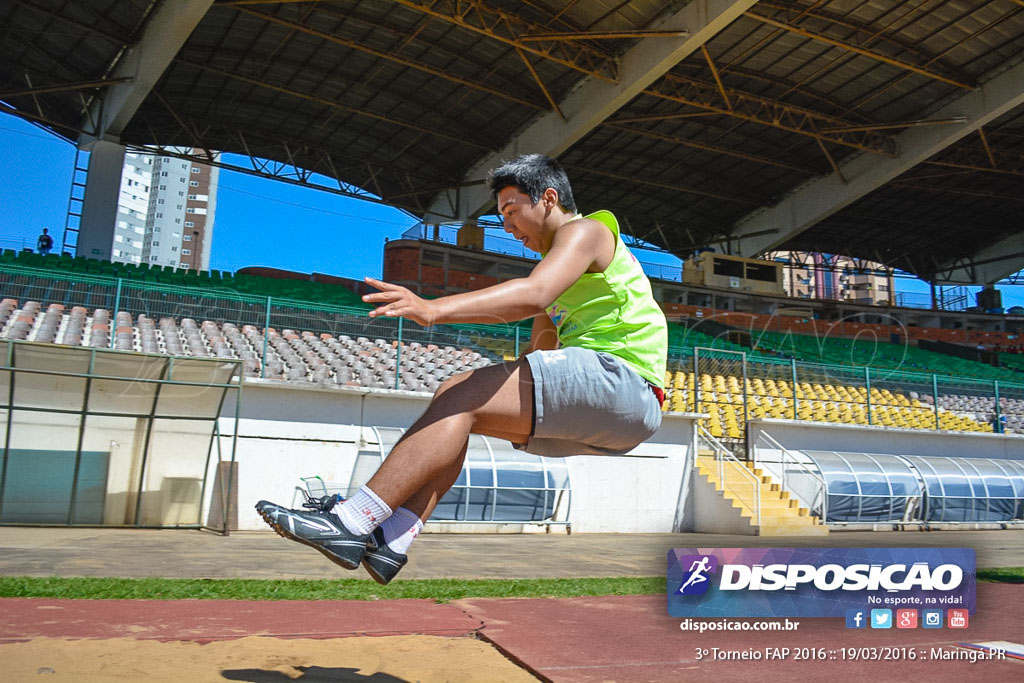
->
<box><xmin>695</xmin><ymin>457</ymin><xmax>828</xmax><ymax>537</ymax></box>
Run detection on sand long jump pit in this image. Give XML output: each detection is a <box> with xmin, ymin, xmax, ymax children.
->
<box><xmin>2</xmin><ymin>634</ymin><xmax>538</xmax><ymax>682</ymax></box>
<box><xmin>0</xmin><ymin>598</ymin><xmax>539</xmax><ymax>682</ymax></box>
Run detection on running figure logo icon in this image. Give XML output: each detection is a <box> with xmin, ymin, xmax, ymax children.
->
<box><xmin>677</xmin><ymin>554</ymin><xmax>718</xmax><ymax>595</ymax></box>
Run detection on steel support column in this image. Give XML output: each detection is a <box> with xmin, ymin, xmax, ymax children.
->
<box><xmin>424</xmin><ymin>0</ymin><xmax>761</xmax><ymax>223</ymax></box>
<box><xmin>727</xmin><ymin>57</ymin><xmax>1024</xmax><ymax>260</ymax></box>
<box><xmin>80</xmin><ymin>0</ymin><xmax>214</xmax><ymax>143</ymax></box>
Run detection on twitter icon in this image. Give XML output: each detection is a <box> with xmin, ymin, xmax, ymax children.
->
<box><xmin>870</xmin><ymin>609</ymin><xmax>892</xmax><ymax>629</ymax></box>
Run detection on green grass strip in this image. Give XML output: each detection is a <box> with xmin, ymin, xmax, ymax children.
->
<box><xmin>0</xmin><ymin>569</ymin><xmax>1019</xmax><ymax>602</ymax></box>
<box><xmin>977</xmin><ymin>567</ymin><xmax>1024</xmax><ymax>584</ymax></box>
<box><xmin>0</xmin><ymin>576</ymin><xmax>664</xmax><ymax>602</ymax></box>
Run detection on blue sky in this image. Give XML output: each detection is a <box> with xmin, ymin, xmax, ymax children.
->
<box><xmin>1</xmin><ymin>111</ymin><xmax>1019</xmax><ymax>308</ymax></box>
<box><xmin>0</xmin><ymin>113</ymin><xmax>416</xmax><ymax>280</ymax></box>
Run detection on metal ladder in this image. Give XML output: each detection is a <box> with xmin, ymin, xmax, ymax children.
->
<box><xmin>61</xmin><ymin>146</ymin><xmax>90</xmax><ymax>256</ymax></box>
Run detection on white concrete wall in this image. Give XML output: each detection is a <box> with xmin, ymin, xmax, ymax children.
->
<box><xmin>218</xmin><ymin>379</ymin><xmax>701</xmax><ymax>532</ymax></box>
<box><xmin>561</xmin><ymin>415</ymin><xmax>695</xmax><ymax>533</ymax></box>
<box><xmin>687</xmin><ymin>469</ymin><xmax>757</xmax><ymax>535</ymax></box>
<box><xmin>1</xmin><ymin>345</ymin><xmax>701</xmax><ymax>531</ymax></box>
<box><xmin>214</xmin><ymin>416</ymin><xmax>367</xmax><ymax>532</ymax></box>
<box><xmin>749</xmin><ymin>418</ymin><xmax>1024</xmax><ymax>460</ymax></box>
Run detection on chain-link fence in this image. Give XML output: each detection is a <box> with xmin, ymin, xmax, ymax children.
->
<box><xmin>694</xmin><ymin>348</ymin><xmax>747</xmax><ymax>442</ymax></box>
<box><xmin>663</xmin><ymin>346</ymin><xmax>696</xmax><ymax>413</ymax></box>
<box><xmin>866</xmin><ymin>366</ymin><xmax>935</xmax><ymax>431</ymax></box>
<box><xmin>0</xmin><ymin>265</ymin><xmax>530</xmax><ymax>391</ymax></box>
<box><xmin>998</xmin><ymin>381</ymin><xmax>1024</xmax><ymax>435</ymax></box>
<box><xmin>935</xmin><ymin>374</ymin><xmax>1008</xmax><ymax>435</ymax></box>
<box><xmin>792</xmin><ymin>362</ymin><xmax>866</xmax><ymax>427</ymax></box>
<box><xmin>745</xmin><ymin>356</ymin><xmax>796</xmax><ymax>422</ymax></box>
<box><xmin>5</xmin><ymin>264</ymin><xmax>1024</xmax><ymax>437</ymax></box>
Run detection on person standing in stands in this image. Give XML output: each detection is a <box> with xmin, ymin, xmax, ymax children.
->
<box><xmin>257</xmin><ymin>154</ymin><xmax>668</xmax><ymax>584</ymax></box>
<box><xmin>36</xmin><ymin>228</ymin><xmax>53</xmax><ymax>256</ymax></box>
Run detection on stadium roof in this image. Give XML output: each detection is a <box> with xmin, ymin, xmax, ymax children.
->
<box><xmin>2</xmin><ymin>0</ymin><xmax>1023</xmax><ymax>284</ymax></box>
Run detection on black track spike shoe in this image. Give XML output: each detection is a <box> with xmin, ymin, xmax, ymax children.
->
<box><xmin>256</xmin><ymin>495</ymin><xmax>369</xmax><ymax>570</ymax></box>
<box><xmin>362</xmin><ymin>527</ymin><xmax>409</xmax><ymax>585</ymax></box>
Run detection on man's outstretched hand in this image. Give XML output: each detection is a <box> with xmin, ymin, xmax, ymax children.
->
<box><xmin>362</xmin><ymin>277</ymin><xmax>438</xmax><ymax>326</ymax></box>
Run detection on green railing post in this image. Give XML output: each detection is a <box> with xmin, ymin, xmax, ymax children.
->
<box><xmin>791</xmin><ymin>358</ymin><xmax>798</xmax><ymax>420</ymax></box>
<box><xmin>994</xmin><ymin>380</ymin><xmax>1002</xmax><ymax>433</ymax></box>
<box><xmin>865</xmin><ymin>366</ymin><xmax>872</xmax><ymax>426</ymax></box>
<box><xmin>514</xmin><ymin>324</ymin><xmax>520</xmax><ymax>358</ymax></box>
<box><xmin>395</xmin><ymin>316</ymin><xmax>403</xmax><ymax>390</ymax></box>
<box><xmin>741</xmin><ymin>353</ymin><xmax>749</xmax><ymax>428</ymax></box>
<box><xmin>692</xmin><ymin>350</ymin><xmax>700</xmax><ymax>414</ymax></box>
<box><xmin>260</xmin><ymin>295</ymin><xmax>271</xmax><ymax>378</ymax></box>
<box><xmin>109</xmin><ymin>277</ymin><xmax>122</xmax><ymax>349</ymax></box>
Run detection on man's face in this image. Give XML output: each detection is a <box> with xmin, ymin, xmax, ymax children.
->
<box><xmin>497</xmin><ymin>186</ymin><xmax>552</xmax><ymax>253</ymax></box>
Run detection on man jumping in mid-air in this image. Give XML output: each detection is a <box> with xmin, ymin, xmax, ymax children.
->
<box><xmin>257</xmin><ymin>154</ymin><xmax>668</xmax><ymax>584</ymax></box>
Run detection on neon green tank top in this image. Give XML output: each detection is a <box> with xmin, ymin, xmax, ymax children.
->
<box><xmin>543</xmin><ymin>210</ymin><xmax>668</xmax><ymax>388</ymax></box>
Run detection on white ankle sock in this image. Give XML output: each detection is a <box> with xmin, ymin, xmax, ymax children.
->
<box><xmin>379</xmin><ymin>507</ymin><xmax>423</xmax><ymax>555</ymax></box>
<box><xmin>334</xmin><ymin>486</ymin><xmax>392</xmax><ymax>535</ymax></box>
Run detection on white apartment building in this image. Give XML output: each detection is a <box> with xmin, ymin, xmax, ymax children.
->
<box><xmin>768</xmin><ymin>251</ymin><xmax>894</xmax><ymax>306</ymax></box>
<box><xmin>106</xmin><ymin>149</ymin><xmax>218</xmax><ymax>270</ymax></box>
<box><xmin>110</xmin><ymin>152</ymin><xmax>152</xmax><ymax>265</ymax></box>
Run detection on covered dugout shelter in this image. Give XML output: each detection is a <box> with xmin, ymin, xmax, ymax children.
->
<box><xmin>2</xmin><ymin>0</ymin><xmax>1024</xmax><ymax>284</ymax></box>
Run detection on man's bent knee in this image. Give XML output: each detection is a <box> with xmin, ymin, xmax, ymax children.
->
<box><xmin>433</xmin><ymin>368</ymin><xmax>475</xmax><ymax>400</ymax></box>
<box><xmin>433</xmin><ymin>358</ymin><xmax>524</xmax><ymax>399</ymax></box>
<box><xmin>428</xmin><ymin>359</ymin><xmax>528</xmax><ymax>420</ymax></box>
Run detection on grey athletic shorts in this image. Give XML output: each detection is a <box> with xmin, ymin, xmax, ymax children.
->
<box><xmin>515</xmin><ymin>347</ymin><xmax>663</xmax><ymax>457</ymax></box>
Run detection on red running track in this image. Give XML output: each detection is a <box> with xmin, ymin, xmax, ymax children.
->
<box><xmin>457</xmin><ymin>584</ymin><xmax>1024</xmax><ymax>682</ymax></box>
<box><xmin>1</xmin><ymin>584</ymin><xmax>1021</xmax><ymax>681</ymax></box>
<box><xmin>0</xmin><ymin>598</ymin><xmax>482</xmax><ymax>642</ymax></box>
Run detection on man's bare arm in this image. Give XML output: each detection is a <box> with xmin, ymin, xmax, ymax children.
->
<box><xmin>362</xmin><ymin>219</ymin><xmax>612</xmax><ymax>326</ymax></box>
<box><xmin>525</xmin><ymin>313</ymin><xmax>558</xmax><ymax>355</ymax></box>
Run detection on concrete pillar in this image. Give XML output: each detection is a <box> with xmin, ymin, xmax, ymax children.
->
<box><xmin>76</xmin><ymin>140</ymin><xmax>126</xmax><ymax>260</ymax></box>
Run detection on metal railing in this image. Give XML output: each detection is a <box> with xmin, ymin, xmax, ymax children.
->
<box><xmin>5</xmin><ymin>262</ymin><xmax>1024</xmax><ymax>435</ymax></box>
<box><xmin>752</xmin><ymin>430</ymin><xmax>827</xmax><ymax>523</ymax></box>
<box><xmin>698</xmin><ymin>424</ymin><xmax>760</xmax><ymax>527</ymax></box>
<box><xmin>668</xmin><ymin>346</ymin><xmax>1024</xmax><ymax>435</ymax></box>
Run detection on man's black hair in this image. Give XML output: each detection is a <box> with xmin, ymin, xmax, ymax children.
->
<box><xmin>488</xmin><ymin>154</ymin><xmax>577</xmax><ymax>214</ymax></box>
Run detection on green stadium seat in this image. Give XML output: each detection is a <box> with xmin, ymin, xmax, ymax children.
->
<box><xmin>17</xmin><ymin>251</ymin><xmax>40</xmax><ymax>267</ymax></box>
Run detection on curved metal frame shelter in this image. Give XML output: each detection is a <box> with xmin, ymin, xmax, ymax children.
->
<box><xmin>0</xmin><ymin>340</ymin><xmax>242</xmax><ymax>532</ymax></box>
<box><xmin>304</xmin><ymin>425</ymin><xmax>572</xmax><ymax>529</ymax></box>
<box><xmin>782</xmin><ymin>449</ymin><xmax>1024</xmax><ymax>525</ymax></box>
<box><xmin>904</xmin><ymin>454</ymin><xmax>1024</xmax><ymax>523</ymax></box>
<box><xmin>804</xmin><ymin>450</ymin><xmax>920</xmax><ymax>524</ymax></box>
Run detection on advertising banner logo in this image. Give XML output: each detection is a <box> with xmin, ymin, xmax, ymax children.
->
<box><xmin>948</xmin><ymin>609</ymin><xmax>969</xmax><ymax>629</ymax></box>
<box><xmin>896</xmin><ymin>609</ymin><xmax>918</xmax><ymax>629</ymax></box>
<box><xmin>871</xmin><ymin>609</ymin><xmax>892</xmax><ymax>629</ymax></box>
<box><xmin>676</xmin><ymin>554</ymin><xmax>718</xmax><ymax>595</ymax></box>
<box><xmin>667</xmin><ymin>548</ymin><xmax>975</xmax><ymax>618</ymax></box>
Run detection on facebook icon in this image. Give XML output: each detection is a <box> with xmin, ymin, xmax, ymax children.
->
<box><xmin>846</xmin><ymin>609</ymin><xmax>867</xmax><ymax>629</ymax></box>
